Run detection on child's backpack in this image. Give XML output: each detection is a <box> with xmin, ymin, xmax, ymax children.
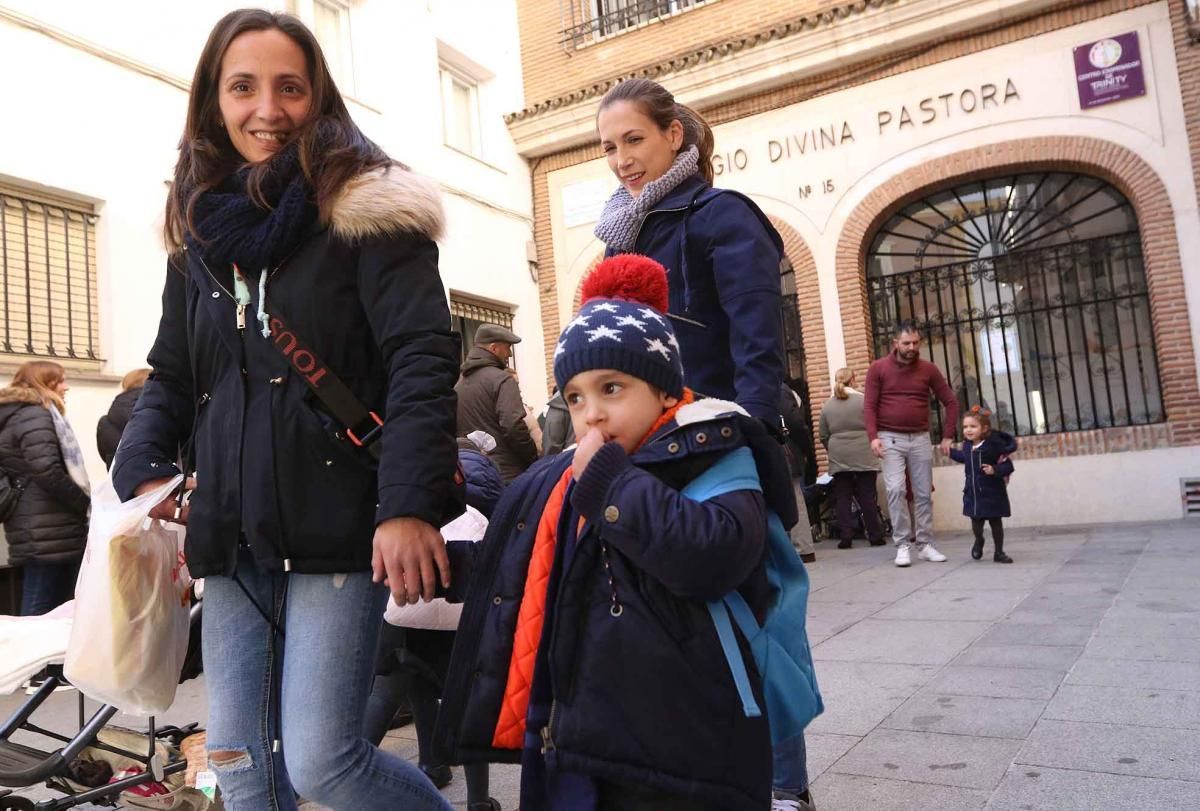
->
<box><xmin>681</xmin><ymin>447</ymin><xmax>823</xmax><ymax>753</ymax></box>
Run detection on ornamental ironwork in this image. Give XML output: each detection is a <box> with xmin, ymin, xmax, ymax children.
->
<box><xmin>866</xmin><ymin>173</ymin><xmax>1162</xmax><ymax>439</ymax></box>
<box><xmin>559</xmin><ymin>0</ymin><xmax>706</xmax><ymax>49</ymax></box>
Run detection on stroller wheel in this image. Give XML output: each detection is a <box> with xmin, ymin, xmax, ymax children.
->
<box><xmin>0</xmin><ymin>797</ymin><xmax>35</xmax><ymax>811</ymax></box>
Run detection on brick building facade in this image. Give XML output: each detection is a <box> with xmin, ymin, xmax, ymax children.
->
<box><xmin>509</xmin><ymin>0</ymin><xmax>1200</xmax><ymax>527</ymax></box>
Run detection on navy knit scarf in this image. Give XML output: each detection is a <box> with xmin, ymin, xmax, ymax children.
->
<box><xmin>187</xmin><ymin>143</ymin><xmax>317</xmax><ymax>270</ymax></box>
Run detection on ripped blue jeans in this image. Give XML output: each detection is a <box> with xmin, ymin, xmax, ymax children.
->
<box><xmin>201</xmin><ymin>549</ymin><xmax>452</xmax><ymax>811</ymax></box>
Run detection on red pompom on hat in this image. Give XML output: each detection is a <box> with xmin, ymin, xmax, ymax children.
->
<box><xmin>580</xmin><ymin>254</ymin><xmax>669</xmax><ymax>313</ymax></box>
<box><xmin>554</xmin><ymin>253</ymin><xmax>683</xmax><ymax>396</ymax></box>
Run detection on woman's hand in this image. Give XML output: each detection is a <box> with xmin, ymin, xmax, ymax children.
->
<box><xmin>981</xmin><ymin>464</ymin><xmax>996</xmax><ymax>476</ymax></box>
<box><xmin>135</xmin><ymin>476</ymin><xmax>196</xmax><ymax>524</ymax></box>
<box><xmin>572</xmin><ymin>427</ymin><xmax>606</xmax><ymax>480</ymax></box>
<box><xmin>372</xmin><ymin>517</ymin><xmax>450</xmax><ymax>605</ymax></box>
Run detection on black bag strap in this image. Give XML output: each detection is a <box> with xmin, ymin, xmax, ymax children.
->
<box><xmin>265</xmin><ymin>312</ymin><xmax>385</xmax><ymax>461</ymax></box>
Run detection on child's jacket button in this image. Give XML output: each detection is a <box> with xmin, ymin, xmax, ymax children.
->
<box><xmin>604</xmin><ymin>505</ymin><xmax>620</xmax><ymax>523</ymax></box>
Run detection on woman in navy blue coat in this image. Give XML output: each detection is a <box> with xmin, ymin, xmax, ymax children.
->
<box><xmin>948</xmin><ymin>409</ymin><xmax>1017</xmax><ymax>563</ymax></box>
<box><xmin>594</xmin><ymin>79</ymin><xmax>786</xmax><ymax>426</ymax></box>
<box><xmin>593</xmin><ymin>79</ymin><xmax>814</xmax><ymax>809</ymax></box>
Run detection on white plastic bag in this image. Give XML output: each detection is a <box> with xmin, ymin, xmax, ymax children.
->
<box><xmin>384</xmin><ymin>504</ymin><xmax>488</xmax><ymax>631</ymax></box>
<box><xmin>65</xmin><ymin>476</ymin><xmax>191</xmax><ymax>716</ymax></box>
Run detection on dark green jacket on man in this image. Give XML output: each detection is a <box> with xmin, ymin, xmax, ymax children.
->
<box><xmin>455</xmin><ymin>347</ymin><xmax>537</xmax><ymax>482</ymax></box>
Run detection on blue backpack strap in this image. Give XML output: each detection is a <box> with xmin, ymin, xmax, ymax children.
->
<box><xmin>682</xmin><ymin>448</ymin><xmax>765</xmax><ymax>719</ymax></box>
<box><xmin>680</xmin><ymin>446</ymin><xmax>761</xmax><ymax>501</ymax></box>
<box><xmin>722</xmin><ymin>591</ymin><xmax>760</xmax><ymax>641</ymax></box>
<box><xmin>706</xmin><ymin>601</ymin><xmax>762</xmax><ymax>718</ymax></box>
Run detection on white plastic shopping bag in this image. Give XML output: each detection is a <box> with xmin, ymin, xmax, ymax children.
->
<box><xmin>65</xmin><ymin>476</ymin><xmax>191</xmax><ymax>716</ymax></box>
<box><xmin>383</xmin><ymin>504</ymin><xmax>487</xmax><ymax>631</ymax></box>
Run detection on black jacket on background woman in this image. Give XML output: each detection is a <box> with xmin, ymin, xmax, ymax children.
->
<box><xmin>112</xmin><ymin>167</ymin><xmax>463</xmax><ymax>579</ymax></box>
<box><xmin>0</xmin><ymin>387</ymin><xmax>90</xmax><ymax>565</ymax></box>
<box><xmin>96</xmin><ymin>386</ymin><xmax>142</xmax><ymax>469</ymax></box>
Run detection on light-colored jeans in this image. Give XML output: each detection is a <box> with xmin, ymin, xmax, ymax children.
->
<box><xmin>202</xmin><ymin>548</ymin><xmax>453</xmax><ymax>811</ymax></box>
<box><xmin>790</xmin><ymin>481</ymin><xmax>815</xmax><ymax>556</ymax></box>
<box><xmin>879</xmin><ymin>431</ymin><xmax>934</xmax><ymax>547</ymax></box>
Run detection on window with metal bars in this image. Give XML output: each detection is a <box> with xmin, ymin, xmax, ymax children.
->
<box><xmin>779</xmin><ymin>254</ymin><xmax>813</xmax><ymax>404</ymax></box>
<box><xmin>560</xmin><ymin>0</ymin><xmax>707</xmax><ymax>48</ymax></box>
<box><xmin>450</xmin><ymin>295</ymin><xmax>515</xmax><ymax>365</ymax></box>
<box><xmin>867</xmin><ymin>172</ymin><xmax>1163</xmax><ymax>439</ymax></box>
<box><xmin>0</xmin><ymin>187</ymin><xmax>100</xmax><ymax>362</ymax></box>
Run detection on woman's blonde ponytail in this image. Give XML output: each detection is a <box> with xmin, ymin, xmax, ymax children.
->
<box><xmin>833</xmin><ymin>367</ymin><xmax>854</xmax><ymax>400</ymax></box>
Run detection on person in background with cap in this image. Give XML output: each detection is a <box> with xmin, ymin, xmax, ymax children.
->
<box><xmin>456</xmin><ymin>324</ymin><xmax>538</xmax><ymax>482</ymax></box>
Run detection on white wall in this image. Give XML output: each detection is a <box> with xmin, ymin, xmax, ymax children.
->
<box><xmin>0</xmin><ymin>0</ymin><xmax>540</xmax><ymax>492</ymax></box>
<box><xmin>932</xmin><ymin>447</ymin><xmax>1199</xmax><ymax>529</ymax></box>
<box><xmin>543</xmin><ymin>1</ymin><xmax>1200</xmax><ymax>526</ymax></box>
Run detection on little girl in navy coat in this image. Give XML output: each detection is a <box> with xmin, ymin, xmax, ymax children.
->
<box><xmin>949</xmin><ymin>408</ymin><xmax>1017</xmax><ymax>563</ymax></box>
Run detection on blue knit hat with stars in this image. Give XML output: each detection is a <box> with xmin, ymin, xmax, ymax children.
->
<box><xmin>553</xmin><ymin>254</ymin><xmax>684</xmax><ymax>397</ymax></box>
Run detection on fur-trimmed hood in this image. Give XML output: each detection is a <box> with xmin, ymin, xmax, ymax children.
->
<box><xmin>0</xmin><ymin>386</ymin><xmax>44</xmax><ymax>408</ymax></box>
<box><xmin>327</xmin><ymin>165</ymin><xmax>445</xmax><ymax>243</ymax></box>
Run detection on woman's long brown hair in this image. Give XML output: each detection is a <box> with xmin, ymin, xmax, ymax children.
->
<box><xmin>11</xmin><ymin>361</ymin><xmax>66</xmax><ymax>414</ymax></box>
<box><xmin>164</xmin><ymin>9</ymin><xmax>390</xmax><ymax>252</ymax></box>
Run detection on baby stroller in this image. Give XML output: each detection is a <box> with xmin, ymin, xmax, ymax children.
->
<box><xmin>802</xmin><ymin>476</ymin><xmax>891</xmax><ymax>543</ymax></box>
<box><xmin>0</xmin><ymin>597</ymin><xmax>206</xmax><ymax>811</ymax></box>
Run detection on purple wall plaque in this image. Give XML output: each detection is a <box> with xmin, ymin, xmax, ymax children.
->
<box><xmin>1074</xmin><ymin>31</ymin><xmax>1146</xmax><ymax>110</ymax></box>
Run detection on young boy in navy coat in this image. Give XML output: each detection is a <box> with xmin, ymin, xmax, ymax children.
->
<box><xmin>436</xmin><ymin>256</ymin><xmax>801</xmax><ymax>811</ymax></box>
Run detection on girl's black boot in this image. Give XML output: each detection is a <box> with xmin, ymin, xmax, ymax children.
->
<box><xmin>993</xmin><ymin>537</ymin><xmax>1013</xmax><ymax>564</ymax></box>
<box><xmin>971</xmin><ymin>536</ymin><xmax>984</xmax><ymax>560</ymax></box>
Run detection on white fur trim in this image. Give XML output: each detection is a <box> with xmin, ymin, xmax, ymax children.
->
<box><xmin>328</xmin><ymin>165</ymin><xmax>445</xmax><ymax>242</ymax></box>
<box><xmin>675</xmin><ymin>398</ymin><xmax>747</xmax><ymax>426</ymax></box>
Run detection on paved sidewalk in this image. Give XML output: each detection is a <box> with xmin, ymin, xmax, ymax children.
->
<box><xmin>3</xmin><ymin>520</ymin><xmax>1197</xmax><ymax>809</ymax></box>
<box><xmin>803</xmin><ymin>520</ymin><xmax>1200</xmax><ymax>810</ymax></box>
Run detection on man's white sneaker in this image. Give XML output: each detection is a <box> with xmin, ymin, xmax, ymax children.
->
<box><xmin>917</xmin><ymin>544</ymin><xmax>947</xmax><ymax>562</ymax></box>
<box><xmin>772</xmin><ymin>790</ymin><xmax>816</xmax><ymax>811</ymax></box>
<box><xmin>894</xmin><ymin>544</ymin><xmax>912</xmax><ymax>567</ymax></box>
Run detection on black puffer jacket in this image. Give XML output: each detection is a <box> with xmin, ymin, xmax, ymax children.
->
<box><xmin>0</xmin><ymin>387</ymin><xmax>90</xmax><ymax>565</ymax></box>
<box><xmin>96</xmin><ymin>386</ymin><xmax>141</xmax><ymax>469</ymax></box>
<box><xmin>112</xmin><ymin>166</ymin><xmax>463</xmax><ymax>578</ymax></box>
<box><xmin>455</xmin><ymin>348</ymin><xmax>537</xmax><ymax>482</ymax></box>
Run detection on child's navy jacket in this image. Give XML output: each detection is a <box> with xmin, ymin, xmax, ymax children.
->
<box><xmin>458</xmin><ymin>443</ymin><xmax>504</xmax><ymax>517</ymax></box>
<box><xmin>948</xmin><ymin>430</ymin><xmax>1017</xmax><ymax>518</ymax></box>
<box><xmin>435</xmin><ymin>401</ymin><xmax>799</xmax><ymax>811</ymax></box>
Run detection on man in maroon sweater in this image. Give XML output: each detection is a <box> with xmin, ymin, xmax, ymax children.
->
<box><xmin>864</xmin><ymin>322</ymin><xmax>959</xmax><ymax>567</ymax></box>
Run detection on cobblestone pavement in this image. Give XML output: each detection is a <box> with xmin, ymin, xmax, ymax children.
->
<box><xmin>3</xmin><ymin>520</ymin><xmax>1197</xmax><ymax>809</ymax></box>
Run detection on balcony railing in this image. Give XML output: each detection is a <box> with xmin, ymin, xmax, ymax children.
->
<box><xmin>560</xmin><ymin>0</ymin><xmax>707</xmax><ymax>49</ymax></box>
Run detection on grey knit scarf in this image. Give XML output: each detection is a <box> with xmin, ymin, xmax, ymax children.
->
<box><xmin>593</xmin><ymin>145</ymin><xmax>700</xmax><ymax>253</ymax></box>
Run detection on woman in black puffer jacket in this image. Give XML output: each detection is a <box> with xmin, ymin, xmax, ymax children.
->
<box><xmin>0</xmin><ymin>361</ymin><xmax>91</xmax><ymax>616</ymax></box>
<box><xmin>96</xmin><ymin>368</ymin><xmax>151</xmax><ymax>468</ymax></box>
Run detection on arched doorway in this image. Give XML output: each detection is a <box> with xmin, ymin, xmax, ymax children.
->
<box><xmin>866</xmin><ymin>171</ymin><xmax>1164</xmax><ymax>439</ymax></box>
<box><xmin>770</xmin><ymin>218</ymin><xmax>826</xmax><ymax>475</ymax></box>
